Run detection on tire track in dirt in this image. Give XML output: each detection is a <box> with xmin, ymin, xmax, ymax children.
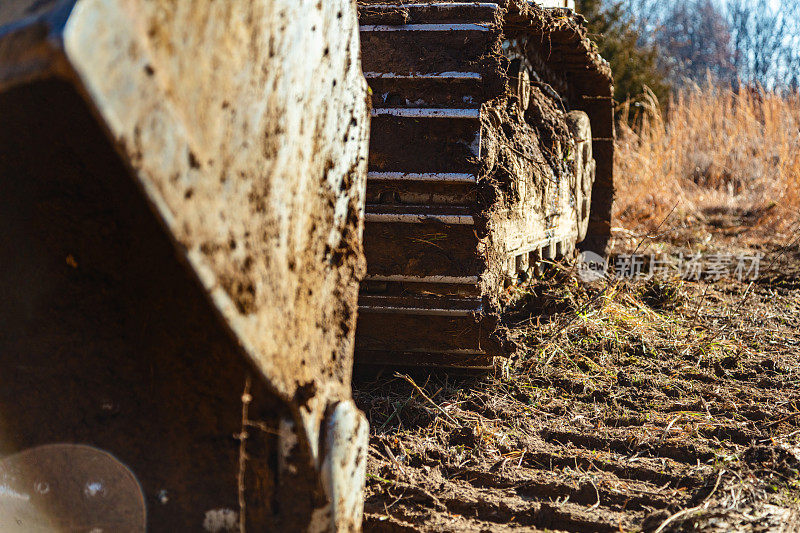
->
<box><xmin>357</xmin><ymin>262</ymin><xmax>800</xmax><ymax>531</ymax></box>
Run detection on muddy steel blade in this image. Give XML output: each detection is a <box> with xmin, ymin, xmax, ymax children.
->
<box><xmin>0</xmin><ymin>0</ymin><xmax>369</xmax><ymax>530</ymax></box>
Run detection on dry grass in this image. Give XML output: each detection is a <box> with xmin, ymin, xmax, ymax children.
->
<box><xmin>504</xmin><ymin>269</ymin><xmax>742</xmax><ymax>379</ymax></box>
<box><xmin>613</xmin><ymin>83</ymin><xmax>800</xmax><ymax>240</ymax></box>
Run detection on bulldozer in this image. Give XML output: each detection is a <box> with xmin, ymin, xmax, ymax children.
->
<box><xmin>0</xmin><ymin>0</ymin><xmax>615</xmax><ymax>529</ymax></box>
<box><xmin>355</xmin><ymin>0</ymin><xmax>614</xmax><ymax>371</ymax></box>
<box><xmin>0</xmin><ymin>0</ymin><xmax>370</xmax><ymax>530</ymax></box>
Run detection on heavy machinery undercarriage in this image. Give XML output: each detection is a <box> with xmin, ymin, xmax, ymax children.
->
<box><xmin>355</xmin><ymin>0</ymin><xmax>614</xmax><ymax>371</ymax></box>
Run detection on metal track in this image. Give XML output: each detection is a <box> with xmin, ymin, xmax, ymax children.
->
<box><xmin>356</xmin><ymin>1</ymin><xmax>614</xmax><ymax>371</ymax></box>
<box><xmin>357</xmin><ymin>3</ymin><xmax>496</xmax><ymax>369</ymax></box>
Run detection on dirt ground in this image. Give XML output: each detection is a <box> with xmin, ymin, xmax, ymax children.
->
<box><xmin>354</xmin><ymin>215</ymin><xmax>800</xmax><ymax>532</ymax></box>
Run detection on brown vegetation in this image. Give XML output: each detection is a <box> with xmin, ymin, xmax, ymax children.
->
<box><xmin>613</xmin><ymin>84</ymin><xmax>800</xmax><ymax>244</ymax></box>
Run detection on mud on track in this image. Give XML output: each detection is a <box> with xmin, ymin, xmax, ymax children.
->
<box><xmin>354</xmin><ymin>230</ymin><xmax>800</xmax><ymax>532</ymax></box>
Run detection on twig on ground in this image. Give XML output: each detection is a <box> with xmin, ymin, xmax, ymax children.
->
<box><xmin>659</xmin><ymin>415</ymin><xmax>683</xmax><ymax>445</ymax></box>
<box><xmin>383</xmin><ymin>442</ymin><xmax>407</xmax><ymax>477</ymax></box>
<box><xmin>766</xmin><ymin>411</ymin><xmax>800</xmax><ymax>429</ymax></box>
<box><xmin>397</xmin><ymin>373</ymin><xmax>459</xmax><ymax>426</ymax></box>
<box><xmin>654</xmin><ymin>469</ymin><xmax>725</xmax><ymax>533</ymax></box>
<box><xmin>588</xmin><ymin>476</ymin><xmax>601</xmax><ymax>511</ymax></box>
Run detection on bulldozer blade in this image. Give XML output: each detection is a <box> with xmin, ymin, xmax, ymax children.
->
<box><xmin>0</xmin><ymin>0</ymin><xmax>369</xmax><ymax>530</ymax></box>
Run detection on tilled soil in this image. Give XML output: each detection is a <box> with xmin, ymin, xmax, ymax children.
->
<box><xmin>354</xmin><ymin>230</ymin><xmax>800</xmax><ymax>532</ymax></box>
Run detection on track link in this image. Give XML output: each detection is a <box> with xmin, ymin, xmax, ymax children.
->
<box><xmin>358</xmin><ymin>2</ymin><xmax>499</xmax><ymax>370</ymax></box>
